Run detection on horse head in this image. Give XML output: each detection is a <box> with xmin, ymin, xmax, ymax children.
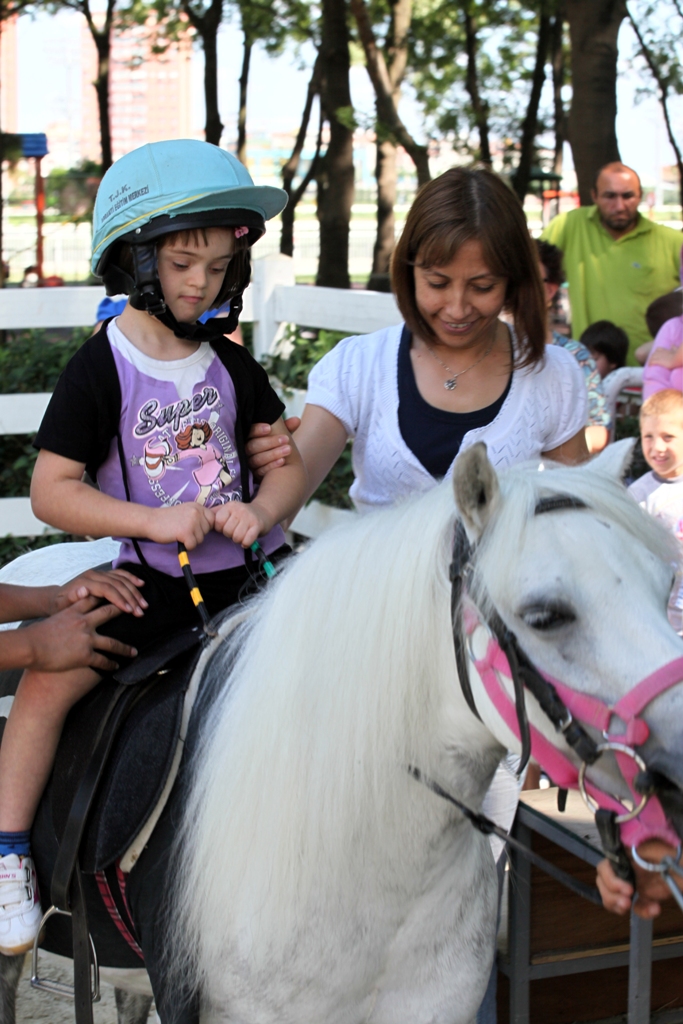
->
<box><xmin>452</xmin><ymin>440</ymin><xmax>683</xmax><ymax>854</ymax></box>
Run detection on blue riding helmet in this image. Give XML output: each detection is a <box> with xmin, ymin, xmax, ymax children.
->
<box><xmin>91</xmin><ymin>140</ymin><xmax>287</xmax><ymax>341</ymax></box>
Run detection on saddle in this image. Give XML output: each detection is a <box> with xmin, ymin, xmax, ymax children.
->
<box><xmin>43</xmin><ymin>624</ymin><xmax>209</xmax><ymax>1024</ymax></box>
<box><xmin>51</xmin><ymin>626</ymin><xmax>204</xmax><ymax>873</ymax></box>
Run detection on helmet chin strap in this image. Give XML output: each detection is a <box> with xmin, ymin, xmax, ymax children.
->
<box><xmin>128</xmin><ymin>241</ymin><xmax>241</xmax><ymax>342</ymax></box>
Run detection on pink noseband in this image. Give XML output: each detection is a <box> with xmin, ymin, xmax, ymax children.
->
<box><xmin>463</xmin><ymin>602</ymin><xmax>683</xmax><ymax>848</ymax></box>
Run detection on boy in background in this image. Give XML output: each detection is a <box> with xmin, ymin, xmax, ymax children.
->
<box><xmin>580</xmin><ymin>320</ymin><xmax>629</xmax><ymax>379</ymax></box>
<box><xmin>628</xmin><ymin>389</ymin><xmax>683</xmax><ymax>634</ymax></box>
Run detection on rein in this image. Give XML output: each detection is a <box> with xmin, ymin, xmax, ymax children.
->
<box><xmin>445</xmin><ymin>494</ymin><xmax>683</xmax><ymax>894</ymax></box>
<box><xmin>408</xmin><ymin>767</ymin><xmax>603</xmax><ymax>905</ymax></box>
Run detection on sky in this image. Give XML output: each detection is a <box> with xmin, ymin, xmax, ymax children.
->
<box><xmin>14</xmin><ymin>8</ymin><xmax>683</xmax><ymax>186</ymax></box>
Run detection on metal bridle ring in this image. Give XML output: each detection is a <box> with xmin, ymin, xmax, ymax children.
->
<box><xmin>631</xmin><ymin>843</ymin><xmax>683</xmax><ymax>873</ymax></box>
<box><xmin>577</xmin><ymin>741</ymin><xmax>649</xmax><ymax>824</ymax></box>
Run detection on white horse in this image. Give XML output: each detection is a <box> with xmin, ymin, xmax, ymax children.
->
<box><xmin>1</xmin><ymin>441</ymin><xmax>682</xmax><ymax>1024</ymax></box>
<box><xmin>167</xmin><ymin>440</ymin><xmax>683</xmax><ymax>1023</ymax></box>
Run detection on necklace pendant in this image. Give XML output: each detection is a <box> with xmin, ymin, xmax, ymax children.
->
<box><xmin>444</xmin><ymin>377</ymin><xmax>458</xmax><ymax>391</ymax></box>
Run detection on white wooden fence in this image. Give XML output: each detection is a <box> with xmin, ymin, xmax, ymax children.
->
<box><xmin>0</xmin><ymin>255</ymin><xmax>402</xmax><ymax>541</ymax></box>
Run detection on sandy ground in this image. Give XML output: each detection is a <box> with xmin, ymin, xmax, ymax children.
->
<box><xmin>15</xmin><ymin>956</ymin><xmax>155</xmax><ymax>1024</ymax></box>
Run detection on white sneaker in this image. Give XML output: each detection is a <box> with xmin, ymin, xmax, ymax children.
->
<box><xmin>0</xmin><ymin>853</ymin><xmax>42</xmax><ymax>955</ymax></box>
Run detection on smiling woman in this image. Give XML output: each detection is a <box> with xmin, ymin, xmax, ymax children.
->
<box><xmin>247</xmin><ymin>166</ymin><xmax>590</xmax><ymax>510</ymax></box>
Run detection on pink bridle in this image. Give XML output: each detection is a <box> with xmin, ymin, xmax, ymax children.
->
<box><xmin>463</xmin><ymin>600</ymin><xmax>683</xmax><ymax>849</ymax></box>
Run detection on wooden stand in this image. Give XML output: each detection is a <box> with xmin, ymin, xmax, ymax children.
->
<box><xmin>497</xmin><ymin>788</ymin><xmax>683</xmax><ymax>1024</ymax></box>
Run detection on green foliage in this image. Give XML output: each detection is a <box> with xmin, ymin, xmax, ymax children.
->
<box><xmin>261</xmin><ymin>325</ymin><xmax>355</xmax><ymax>511</ymax></box>
<box><xmin>261</xmin><ymin>324</ymin><xmax>347</xmax><ymax>391</ymax></box>
<box><xmin>0</xmin><ymin>330</ymin><xmax>88</xmax><ymax>566</ymax></box>
<box><xmin>0</xmin><ymin>329</ymin><xmax>89</xmax><ymax>395</ymax></box>
<box><xmin>409</xmin><ymin>0</ymin><xmax>549</xmax><ymax>163</ymax></box>
<box><xmin>45</xmin><ymin>161</ymin><xmax>102</xmax><ymax>222</ymax></box>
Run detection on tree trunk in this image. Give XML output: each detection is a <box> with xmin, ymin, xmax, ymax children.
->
<box><xmin>316</xmin><ymin>0</ymin><xmax>354</xmax><ymax>289</ymax></box>
<box><xmin>550</xmin><ymin>1</ymin><xmax>566</xmax><ymax>176</ymax></box>
<box><xmin>202</xmin><ymin>26</ymin><xmax>224</xmax><ymax>145</ymax></box>
<box><xmin>566</xmin><ymin>0</ymin><xmax>626</xmax><ymax>204</ymax></box>
<box><xmin>512</xmin><ymin>3</ymin><xmax>551</xmax><ymax>201</ymax></box>
<box><xmin>237</xmin><ymin>35</ymin><xmax>252</xmax><ymax>165</ymax></box>
<box><xmin>350</xmin><ymin>0</ymin><xmax>429</xmax><ymax>185</ymax></box>
<box><xmin>368</xmin><ymin>130</ymin><xmax>397</xmax><ymax>290</ymax></box>
<box><xmin>281</xmin><ymin>57</ymin><xmax>322</xmax><ymax>257</ymax></box>
<box><xmin>463</xmin><ymin>4</ymin><xmax>491</xmax><ymax>167</ymax></box>
<box><xmin>93</xmin><ymin>33</ymin><xmax>112</xmax><ymax>171</ymax></box>
<box><xmin>368</xmin><ymin>0</ymin><xmax>412</xmax><ymax>290</ymax></box>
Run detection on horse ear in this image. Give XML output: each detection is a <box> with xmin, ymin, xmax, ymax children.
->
<box><xmin>586</xmin><ymin>437</ymin><xmax>637</xmax><ymax>480</ymax></box>
<box><xmin>452</xmin><ymin>442</ymin><xmax>500</xmax><ymax>541</ymax></box>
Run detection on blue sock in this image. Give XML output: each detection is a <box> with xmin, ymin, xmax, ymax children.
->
<box><xmin>0</xmin><ymin>830</ymin><xmax>31</xmax><ymax>857</ymax></box>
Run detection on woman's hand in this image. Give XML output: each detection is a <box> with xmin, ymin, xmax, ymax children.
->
<box><xmin>596</xmin><ymin>840</ymin><xmax>683</xmax><ymax>919</ymax></box>
<box><xmin>16</xmin><ymin>597</ymin><xmax>137</xmax><ymax>673</ymax></box>
<box><xmin>213</xmin><ymin>501</ymin><xmax>270</xmax><ymax>548</ymax></box>
<box><xmin>149</xmin><ymin>503</ymin><xmax>215</xmax><ymax>550</ymax></box>
<box><xmin>247</xmin><ymin>417</ymin><xmax>301</xmax><ymax>477</ymax></box>
<box><xmin>52</xmin><ymin>568</ymin><xmax>148</xmax><ymax>618</ymax></box>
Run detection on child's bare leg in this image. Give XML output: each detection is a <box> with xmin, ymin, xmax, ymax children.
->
<box><xmin>0</xmin><ymin>665</ymin><xmax>99</xmax><ymax>953</ymax></box>
<box><xmin>0</xmin><ymin>666</ymin><xmax>99</xmax><ymax>830</ymax></box>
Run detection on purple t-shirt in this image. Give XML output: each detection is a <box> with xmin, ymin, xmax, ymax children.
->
<box><xmin>95</xmin><ymin>321</ymin><xmax>285</xmax><ymax>575</ymax></box>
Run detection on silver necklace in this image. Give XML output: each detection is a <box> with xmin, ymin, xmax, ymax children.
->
<box><xmin>424</xmin><ymin>336</ymin><xmax>496</xmax><ymax>390</ymax></box>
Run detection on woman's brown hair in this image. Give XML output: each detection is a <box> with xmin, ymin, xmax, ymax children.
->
<box><xmin>391</xmin><ymin>167</ymin><xmax>547</xmax><ymax>368</ymax></box>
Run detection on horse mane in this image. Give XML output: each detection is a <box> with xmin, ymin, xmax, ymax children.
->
<box><xmin>168</xmin><ymin>457</ymin><xmax>676</xmax><ymax>988</ymax></box>
<box><xmin>169</xmin><ymin>481</ymin><xmax>459</xmax><ymax>984</ymax></box>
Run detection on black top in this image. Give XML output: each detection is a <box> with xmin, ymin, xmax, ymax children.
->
<box><xmin>397</xmin><ymin>326</ymin><xmax>512</xmax><ymax>478</ymax></box>
<box><xmin>34</xmin><ymin>322</ymin><xmax>285</xmax><ymax>502</ymax></box>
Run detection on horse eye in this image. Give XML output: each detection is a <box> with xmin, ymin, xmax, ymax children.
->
<box><xmin>521</xmin><ymin>604</ymin><xmax>576</xmax><ymax>631</ymax></box>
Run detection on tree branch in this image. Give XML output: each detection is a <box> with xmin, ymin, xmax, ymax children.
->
<box><xmin>350</xmin><ymin>0</ymin><xmax>430</xmax><ymax>184</ymax></box>
<box><xmin>627</xmin><ymin>4</ymin><xmax>683</xmax><ymax>216</ymax></box>
<box><xmin>463</xmin><ymin>2</ymin><xmax>491</xmax><ymax>166</ymax></box>
<box><xmin>512</xmin><ymin>0</ymin><xmax>552</xmax><ymax>200</ymax></box>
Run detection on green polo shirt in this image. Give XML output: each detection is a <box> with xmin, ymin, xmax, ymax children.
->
<box><xmin>541</xmin><ymin>207</ymin><xmax>681</xmax><ymax>363</ymax></box>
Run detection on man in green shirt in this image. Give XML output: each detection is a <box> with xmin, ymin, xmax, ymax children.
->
<box><xmin>541</xmin><ymin>163</ymin><xmax>681</xmax><ymax>364</ymax></box>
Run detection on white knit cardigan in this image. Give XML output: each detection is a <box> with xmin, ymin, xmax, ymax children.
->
<box><xmin>306</xmin><ymin>323</ymin><xmax>588</xmax><ymax>513</ymax></box>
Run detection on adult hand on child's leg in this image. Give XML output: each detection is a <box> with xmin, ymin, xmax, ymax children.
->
<box><xmin>54</xmin><ymin>567</ymin><xmax>148</xmax><ymax>617</ymax></box>
<box><xmin>22</xmin><ymin>596</ymin><xmax>137</xmax><ymax>673</ymax></box>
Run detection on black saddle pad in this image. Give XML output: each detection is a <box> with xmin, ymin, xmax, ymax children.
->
<box><xmin>51</xmin><ymin>635</ymin><xmax>202</xmax><ymax>873</ymax></box>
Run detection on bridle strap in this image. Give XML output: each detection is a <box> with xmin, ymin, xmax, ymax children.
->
<box><xmin>450</xmin><ymin>497</ymin><xmax>599</xmax><ymax>772</ymax></box>
<box><xmin>449</xmin><ymin>521</ymin><xmax>481</xmax><ymax>722</ymax></box>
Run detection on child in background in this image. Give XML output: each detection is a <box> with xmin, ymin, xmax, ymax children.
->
<box><xmin>642</xmin><ymin>246</ymin><xmax>683</xmax><ymax>401</ymax></box>
<box><xmin>580</xmin><ymin>320</ymin><xmax>629</xmax><ymax>378</ymax></box>
<box><xmin>628</xmin><ymin>389</ymin><xmax>683</xmax><ymax>635</ymax></box>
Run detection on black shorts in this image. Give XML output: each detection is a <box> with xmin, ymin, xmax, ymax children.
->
<box><xmin>95</xmin><ymin>545</ymin><xmax>290</xmax><ymax>662</ymax></box>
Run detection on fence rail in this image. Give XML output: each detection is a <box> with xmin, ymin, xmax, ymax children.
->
<box><xmin>0</xmin><ymin>255</ymin><xmax>400</xmax><ymax>543</ymax></box>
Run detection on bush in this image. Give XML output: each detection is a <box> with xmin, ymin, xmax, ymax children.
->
<box><xmin>0</xmin><ymin>330</ymin><xmax>89</xmax><ymax>567</ymax></box>
<box><xmin>262</xmin><ymin>326</ymin><xmax>354</xmax><ymax>510</ymax></box>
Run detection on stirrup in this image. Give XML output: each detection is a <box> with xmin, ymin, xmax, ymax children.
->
<box><xmin>30</xmin><ymin>905</ymin><xmax>100</xmax><ymax>1003</ymax></box>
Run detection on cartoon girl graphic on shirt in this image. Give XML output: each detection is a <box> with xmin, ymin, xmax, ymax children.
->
<box><xmin>169</xmin><ymin>420</ymin><xmax>233</xmax><ymax>505</ymax></box>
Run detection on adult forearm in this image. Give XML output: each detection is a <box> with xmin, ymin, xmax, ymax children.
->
<box><xmin>0</xmin><ymin>585</ymin><xmax>59</xmax><ymax>624</ymax></box>
<box><xmin>0</xmin><ymin>628</ymin><xmax>35</xmax><ymax>670</ymax></box>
